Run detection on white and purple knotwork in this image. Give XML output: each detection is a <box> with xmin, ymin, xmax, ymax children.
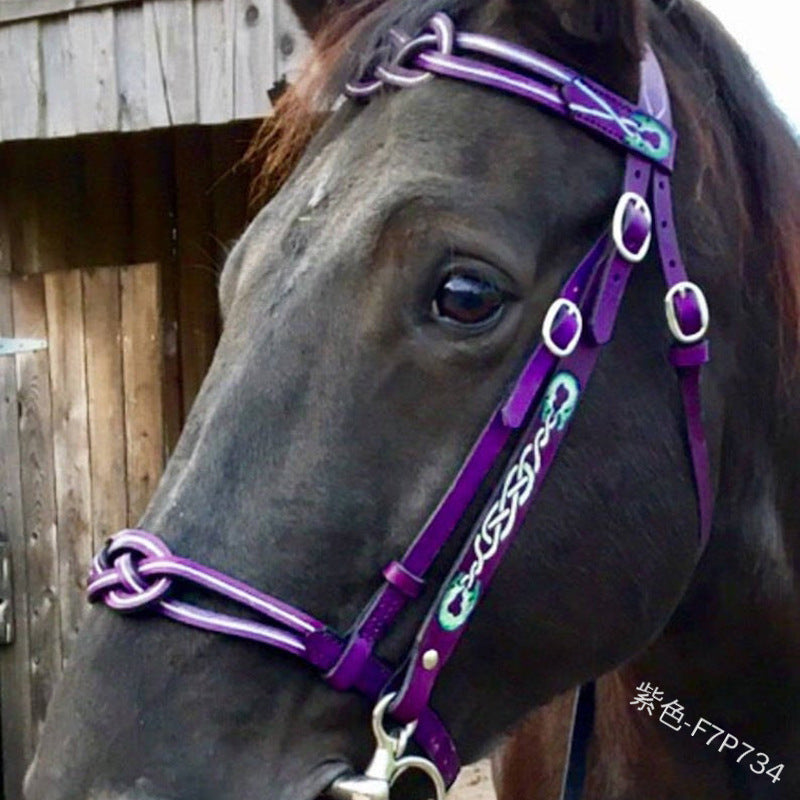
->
<box><xmin>438</xmin><ymin>371</ymin><xmax>581</xmax><ymax>631</ymax></box>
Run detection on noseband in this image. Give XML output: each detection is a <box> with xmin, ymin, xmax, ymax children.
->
<box><xmin>88</xmin><ymin>13</ymin><xmax>712</xmax><ymax>799</ymax></box>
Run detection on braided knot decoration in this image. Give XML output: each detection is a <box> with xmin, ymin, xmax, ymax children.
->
<box><xmin>346</xmin><ymin>12</ymin><xmax>455</xmax><ymax>97</ymax></box>
<box><xmin>87</xmin><ymin>530</ymin><xmax>323</xmax><ymax>656</ymax></box>
<box><xmin>88</xmin><ymin>529</ymin><xmax>174</xmax><ymax>612</ymax></box>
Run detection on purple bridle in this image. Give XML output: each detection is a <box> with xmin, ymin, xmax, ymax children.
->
<box><xmin>88</xmin><ymin>12</ymin><xmax>712</xmax><ymax>796</ymax></box>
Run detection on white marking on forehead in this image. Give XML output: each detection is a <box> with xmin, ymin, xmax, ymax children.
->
<box><xmin>304</xmin><ymin>128</ymin><xmax>350</xmax><ymax>212</ymax></box>
<box><xmin>308</xmin><ymin>171</ymin><xmax>330</xmax><ymax>210</ymax></box>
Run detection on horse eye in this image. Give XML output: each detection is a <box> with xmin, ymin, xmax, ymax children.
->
<box><xmin>433</xmin><ymin>271</ymin><xmax>506</xmax><ymax>327</ymax></box>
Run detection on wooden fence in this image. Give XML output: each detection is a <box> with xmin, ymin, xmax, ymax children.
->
<box><xmin>0</xmin><ymin>122</ymin><xmax>257</xmax><ymax>797</ymax></box>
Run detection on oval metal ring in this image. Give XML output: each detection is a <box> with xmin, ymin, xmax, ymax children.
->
<box><xmin>393</xmin><ymin>755</ymin><xmax>447</xmax><ymax>800</ymax></box>
<box><xmin>612</xmin><ymin>191</ymin><xmax>652</xmax><ymax>263</ymax></box>
<box><xmin>664</xmin><ymin>281</ymin><xmax>710</xmax><ymax>344</ymax></box>
<box><xmin>542</xmin><ymin>298</ymin><xmax>583</xmax><ymax>358</ymax></box>
<box><xmin>326</xmin><ymin>692</ymin><xmax>445</xmax><ymax>800</ymax></box>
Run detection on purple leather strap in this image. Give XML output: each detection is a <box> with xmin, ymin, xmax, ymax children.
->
<box><xmin>389</xmin><ymin>146</ymin><xmax>654</xmax><ymax>724</ymax></box>
<box><xmin>414</xmin><ymin>50</ymin><xmax>675</xmax><ymax>168</ymax></box>
<box><xmin>383</xmin><ymin>560</ymin><xmax>425</xmax><ymax>598</ymax></box>
<box><xmin>350</xmin><ymin>14</ymin><xmax>676</xmax><ymax>169</ymax></box>
<box><xmin>88</xmin><ymin>531</ymin><xmax>463</xmax><ymax>783</ymax></box>
<box><xmin>323</xmin><ymin>220</ymin><xmax>619</xmax><ymax>692</ymax></box>
<box><xmin>643</xmin><ymin>50</ymin><xmax>714</xmax><ymax>548</ymax></box>
<box><xmin>88</xmin><ymin>531</ymin><xmax>324</xmax><ymax>655</ymax></box>
<box><xmin>669</xmin><ymin>343</ymin><xmax>712</xmax><ymax>549</ymax></box>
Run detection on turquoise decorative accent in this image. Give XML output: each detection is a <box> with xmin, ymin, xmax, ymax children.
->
<box><xmin>438</xmin><ymin>574</ymin><xmax>480</xmax><ymax>632</ymax></box>
<box><xmin>541</xmin><ymin>372</ymin><xmax>581</xmax><ymax>431</ymax></box>
<box><xmin>625</xmin><ymin>112</ymin><xmax>672</xmax><ymax>162</ymax></box>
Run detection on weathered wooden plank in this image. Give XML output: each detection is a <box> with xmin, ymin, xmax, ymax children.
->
<box><xmin>275</xmin><ymin>0</ymin><xmax>309</xmax><ymax>84</ymax></box>
<box><xmin>195</xmin><ymin>0</ymin><xmax>234</xmax><ymax>124</ymax></box>
<box><xmin>115</xmin><ymin>4</ymin><xmax>149</xmax><ymax>132</ymax></box>
<box><xmin>233</xmin><ymin>0</ymin><xmax>275</xmax><ymax>119</ymax></box>
<box><xmin>141</xmin><ymin>3</ymin><xmax>170</xmax><ymax>128</ymax></box>
<box><xmin>175</xmin><ymin>128</ymin><xmax>219</xmax><ymax>415</ymax></box>
<box><xmin>0</xmin><ymin>20</ymin><xmax>43</xmax><ymax>141</ymax></box>
<box><xmin>125</xmin><ymin>133</ymin><xmax>182</xmax><ymax>451</ymax></box>
<box><xmin>83</xmin><ymin>267</ymin><xmax>128</xmax><ymax>550</ymax></box>
<box><xmin>41</xmin><ymin>17</ymin><xmax>77</xmax><ymax>139</ymax></box>
<box><xmin>69</xmin><ymin>7</ymin><xmax>118</xmax><ymax>133</ymax></box>
<box><xmin>143</xmin><ymin>0</ymin><xmax>197</xmax><ymax>127</ymax></box>
<box><xmin>0</xmin><ymin>274</ymin><xmax>35</xmax><ymax>798</ymax></box>
<box><xmin>121</xmin><ymin>263</ymin><xmax>164</xmax><ymax>523</ymax></box>
<box><xmin>11</xmin><ymin>273</ymin><xmax>62</xmax><ymax>745</ymax></box>
<box><xmin>44</xmin><ymin>270</ymin><xmax>93</xmax><ymax>666</ymax></box>
<box><xmin>0</xmin><ymin>0</ymin><xmax>138</xmax><ymax>26</ymax></box>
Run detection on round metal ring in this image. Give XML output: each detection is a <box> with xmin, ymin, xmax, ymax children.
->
<box><xmin>542</xmin><ymin>298</ymin><xmax>583</xmax><ymax>358</ymax></box>
<box><xmin>612</xmin><ymin>191</ymin><xmax>652</xmax><ymax>263</ymax></box>
<box><xmin>664</xmin><ymin>281</ymin><xmax>710</xmax><ymax>344</ymax></box>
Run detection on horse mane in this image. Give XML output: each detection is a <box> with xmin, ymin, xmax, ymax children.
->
<box><xmin>245</xmin><ymin>0</ymin><xmax>800</xmax><ymax>364</ymax></box>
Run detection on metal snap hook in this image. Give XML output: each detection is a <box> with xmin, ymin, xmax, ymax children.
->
<box><xmin>326</xmin><ymin>693</ymin><xmax>446</xmax><ymax>800</ymax></box>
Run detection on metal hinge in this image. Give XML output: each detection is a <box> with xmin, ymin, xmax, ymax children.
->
<box><xmin>0</xmin><ymin>338</ymin><xmax>47</xmax><ymax>356</ymax></box>
<box><xmin>0</xmin><ymin>541</ymin><xmax>14</xmax><ymax>645</ymax></box>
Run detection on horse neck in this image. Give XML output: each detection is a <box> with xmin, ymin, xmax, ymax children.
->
<box><xmin>602</xmin><ymin>327</ymin><xmax>800</xmax><ymax>798</ymax></box>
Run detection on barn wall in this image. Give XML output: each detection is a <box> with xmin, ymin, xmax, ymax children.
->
<box><xmin>0</xmin><ymin>0</ymin><xmax>308</xmax><ymax>141</ymax></box>
<box><xmin>0</xmin><ymin>122</ymin><xmax>258</xmax><ymax>797</ymax></box>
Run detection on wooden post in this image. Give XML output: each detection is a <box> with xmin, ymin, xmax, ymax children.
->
<box><xmin>121</xmin><ymin>264</ymin><xmax>164</xmax><ymax>524</ymax></box>
<box><xmin>11</xmin><ymin>274</ymin><xmax>62</xmax><ymax>746</ymax></box>
<box><xmin>0</xmin><ymin>273</ymin><xmax>35</xmax><ymax>798</ymax></box>
<box><xmin>44</xmin><ymin>270</ymin><xmax>93</xmax><ymax>667</ymax></box>
<box><xmin>83</xmin><ymin>267</ymin><xmax>129</xmax><ymax>550</ymax></box>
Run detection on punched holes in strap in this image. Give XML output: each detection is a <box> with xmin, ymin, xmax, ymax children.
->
<box><xmin>324</xmin><ymin>562</ymin><xmax>425</xmax><ymax>690</ymax></box>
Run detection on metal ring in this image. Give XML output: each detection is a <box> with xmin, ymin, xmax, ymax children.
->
<box><xmin>664</xmin><ymin>281</ymin><xmax>709</xmax><ymax>344</ymax></box>
<box><xmin>542</xmin><ymin>298</ymin><xmax>583</xmax><ymax>358</ymax></box>
<box><xmin>612</xmin><ymin>191</ymin><xmax>652</xmax><ymax>263</ymax></box>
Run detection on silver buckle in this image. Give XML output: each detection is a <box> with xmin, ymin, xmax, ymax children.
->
<box><xmin>612</xmin><ymin>192</ymin><xmax>652</xmax><ymax>263</ymax></box>
<box><xmin>326</xmin><ymin>693</ymin><xmax>446</xmax><ymax>800</ymax></box>
<box><xmin>664</xmin><ymin>281</ymin><xmax>710</xmax><ymax>344</ymax></box>
<box><xmin>542</xmin><ymin>298</ymin><xmax>583</xmax><ymax>358</ymax></box>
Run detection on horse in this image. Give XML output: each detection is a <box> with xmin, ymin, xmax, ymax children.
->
<box><xmin>24</xmin><ymin>0</ymin><xmax>800</xmax><ymax>799</ymax></box>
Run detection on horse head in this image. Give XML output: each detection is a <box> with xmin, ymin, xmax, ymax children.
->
<box><xmin>26</xmin><ymin>1</ymin><xmax>800</xmax><ymax>799</ymax></box>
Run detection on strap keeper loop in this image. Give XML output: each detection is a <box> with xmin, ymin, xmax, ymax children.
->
<box><xmin>383</xmin><ymin>561</ymin><xmax>425</xmax><ymax>598</ymax></box>
<box><xmin>669</xmin><ymin>340</ymin><xmax>710</xmax><ymax>369</ymax></box>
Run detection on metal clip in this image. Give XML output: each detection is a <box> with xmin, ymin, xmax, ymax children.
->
<box><xmin>326</xmin><ymin>693</ymin><xmax>445</xmax><ymax>800</ymax></box>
